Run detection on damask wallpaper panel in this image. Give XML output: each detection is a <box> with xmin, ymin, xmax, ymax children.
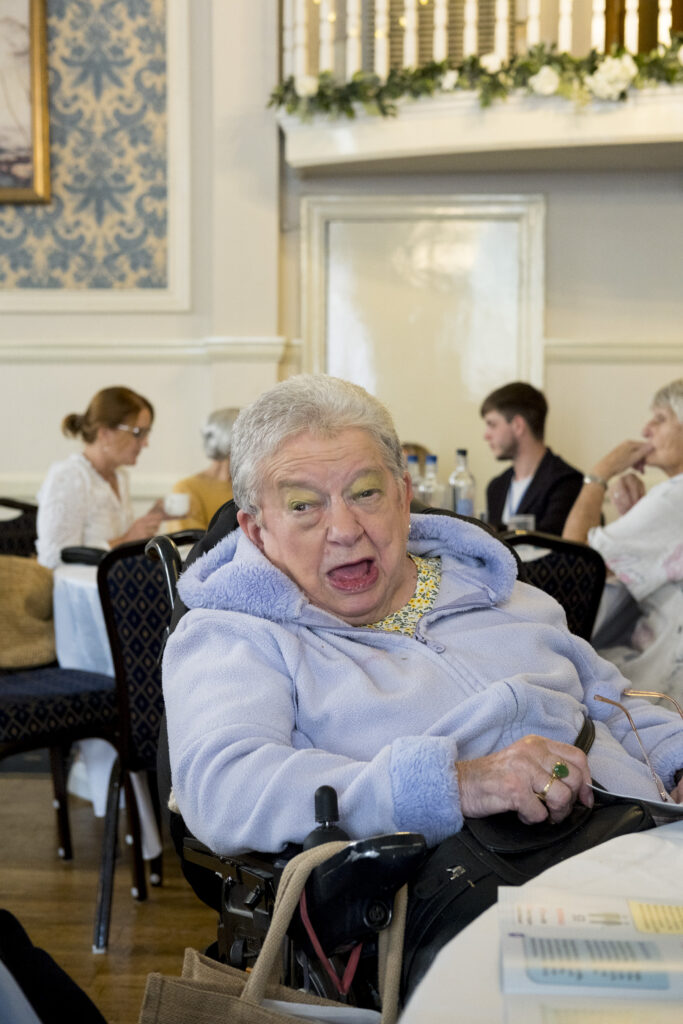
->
<box><xmin>0</xmin><ymin>0</ymin><xmax>168</xmax><ymax>289</ymax></box>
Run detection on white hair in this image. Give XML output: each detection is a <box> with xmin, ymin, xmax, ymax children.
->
<box><xmin>201</xmin><ymin>407</ymin><xmax>240</xmax><ymax>461</ymax></box>
<box><xmin>230</xmin><ymin>375</ymin><xmax>405</xmax><ymax>514</ymax></box>
<box><xmin>652</xmin><ymin>379</ymin><xmax>683</xmax><ymax>424</ymax></box>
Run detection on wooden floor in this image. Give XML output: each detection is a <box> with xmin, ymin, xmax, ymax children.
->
<box><xmin>0</xmin><ymin>773</ymin><xmax>218</xmax><ymax>1024</ymax></box>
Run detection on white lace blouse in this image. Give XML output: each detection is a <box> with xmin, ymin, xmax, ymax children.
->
<box><xmin>36</xmin><ymin>453</ymin><xmax>134</xmax><ymax>569</ymax></box>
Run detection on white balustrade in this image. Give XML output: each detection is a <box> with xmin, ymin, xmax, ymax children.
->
<box><xmin>286</xmin><ymin>1</ymin><xmax>670</xmax><ymax>86</ymax></box>
<box><xmin>433</xmin><ymin>0</ymin><xmax>449</xmax><ymax>62</ymax></box>
<box><xmin>624</xmin><ymin>0</ymin><xmax>640</xmax><ymax>53</ymax></box>
<box><xmin>658</xmin><ymin>0</ymin><xmax>672</xmax><ymax>44</ymax></box>
<box><xmin>526</xmin><ymin>0</ymin><xmax>541</xmax><ymax>46</ymax></box>
<box><xmin>403</xmin><ymin>0</ymin><xmax>419</xmax><ymax>68</ymax></box>
<box><xmin>493</xmin><ymin>0</ymin><xmax>509</xmax><ymax>62</ymax></box>
<box><xmin>591</xmin><ymin>0</ymin><xmax>607</xmax><ymax>50</ymax></box>
<box><xmin>319</xmin><ymin>0</ymin><xmax>336</xmax><ymax>72</ymax></box>
<box><xmin>293</xmin><ymin>0</ymin><xmax>309</xmax><ymax>78</ymax></box>
<box><xmin>463</xmin><ymin>0</ymin><xmax>478</xmax><ymax>57</ymax></box>
<box><xmin>374</xmin><ymin>0</ymin><xmax>390</xmax><ymax>78</ymax></box>
<box><xmin>557</xmin><ymin>0</ymin><xmax>573</xmax><ymax>53</ymax></box>
<box><xmin>282</xmin><ymin>0</ymin><xmax>295</xmax><ymax>78</ymax></box>
<box><xmin>346</xmin><ymin>0</ymin><xmax>362</xmax><ymax>77</ymax></box>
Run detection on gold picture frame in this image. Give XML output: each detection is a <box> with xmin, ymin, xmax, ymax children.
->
<box><xmin>0</xmin><ymin>0</ymin><xmax>50</xmax><ymax>203</ymax></box>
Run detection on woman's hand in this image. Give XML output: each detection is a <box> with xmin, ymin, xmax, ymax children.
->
<box><xmin>111</xmin><ymin>507</ymin><xmax>165</xmax><ymax>546</ymax></box>
<box><xmin>592</xmin><ymin>440</ymin><xmax>653</xmax><ymax>483</ymax></box>
<box><xmin>456</xmin><ymin>735</ymin><xmax>593</xmax><ymax>825</ymax></box>
<box><xmin>609</xmin><ymin>471</ymin><xmax>645</xmax><ymax>516</ymax></box>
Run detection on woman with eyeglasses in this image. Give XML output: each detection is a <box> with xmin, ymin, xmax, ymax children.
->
<box><xmin>36</xmin><ymin>386</ymin><xmax>165</xmax><ymax>569</ymax></box>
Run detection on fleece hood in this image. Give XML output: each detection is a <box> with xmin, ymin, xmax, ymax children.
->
<box><xmin>177</xmin><ymin>512</ymin><xmax>519</xmax><ymax>625</ymax></box>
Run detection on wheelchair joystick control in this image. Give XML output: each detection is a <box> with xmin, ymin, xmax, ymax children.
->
<box><xmin>303</xmin><ymin>786</ymin><xmax>350</xmax><ymax>850</ymax></box>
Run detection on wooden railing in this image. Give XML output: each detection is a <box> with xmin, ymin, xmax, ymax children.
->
<box><xmin>281</xmin><ymin>0</ymin><xmax>683</xmax><ymax>79</ymax></box>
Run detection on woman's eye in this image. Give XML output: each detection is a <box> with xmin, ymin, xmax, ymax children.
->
<box><xmin>355</xmin><ymin>488</ymin><xmax>380</xmax><ymax>500</ymax></box>
<box><xmin>289</xmin><ymin>498</ymin><xmax>320</xmax><ymax>513</ymax></box>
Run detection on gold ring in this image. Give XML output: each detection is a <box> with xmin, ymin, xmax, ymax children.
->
<box><xmin>534</xmin><ymin>775</ymin><xmax>557</xmax><ymax>803</ymax></box>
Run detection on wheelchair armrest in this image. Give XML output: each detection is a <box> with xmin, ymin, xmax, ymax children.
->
<box><xmin>295</xmin><ymin>832</ymin><xmax>427</xmax><ymax>955</ymax></box>
<box><xmin>183</xmin><ymin>836</ymin><xmax>300</xmax><ymax>933</ymax></box>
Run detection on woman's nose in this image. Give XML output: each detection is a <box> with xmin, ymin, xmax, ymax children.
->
<box><xmin>326</xmin><ymin>502</ymin><xmax>363</xmax><ymax>543</ymax></box>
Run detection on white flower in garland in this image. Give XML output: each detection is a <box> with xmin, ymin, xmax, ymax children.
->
<box><xmin>528</xmin><ymin>65</ymin><xmax>560</xmax><ymax>96</ymax></box>
<box><xmin>480</xmin><ymin>52</ymin><xmax>503</xmax><ymax>74</ymax></box>
<box><xmin>295</xmin><ymin>74</ymin><xmax>319</xmax><ymax>98</ymax></box>
<box><xmin>441</xmin><ymin>69</ymin><xmax>459</xmax><ymax>91</ymax></box>
<box><xmin>585</xmin><ymin>53</ymin><xmax>638</xmax><ymax>101</ymax></box>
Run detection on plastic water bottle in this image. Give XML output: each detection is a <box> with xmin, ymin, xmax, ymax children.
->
<box><xmin>406</xmin><ymin>453</ymin><xmax>422</xmax><ymax>493</ymax></box>
<box><xmin>449</xmin><ymin>449</ymin><xmax>476</xmax><ymax>517</ymax></box>
<box><xmin>418</xmin><ymin>454</ymin><xmax>446</xmax><ymax>508</ymax></box>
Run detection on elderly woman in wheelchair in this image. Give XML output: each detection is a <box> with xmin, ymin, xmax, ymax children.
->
<box><xmin>162</xmin><ymin>374</ymin><xmax>683</xmax><ymax>1004</ymax></box>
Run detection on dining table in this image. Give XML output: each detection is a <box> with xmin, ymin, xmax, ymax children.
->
<box><xmin>399</xmin><ymin>819</ymin><xmax>683</xmax><ymax>1023</ymax></box>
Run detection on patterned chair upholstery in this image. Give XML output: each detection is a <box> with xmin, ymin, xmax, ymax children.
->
<box><xmin>502</xmin><ymin>531</ymin><xmax>607</xmax><ymax>641</ymax></box>
<box><xmin>0</xmin><ymin>499</ymin><xmax>38</xmax><ymax>559</ymax></box>
<box><xmin>0</xmin><ymin>498</ymin><xmax>118</xmax><ymax>865</ymax></box>
<box><xmin>0</xmin><ymin>668</ymin><xmax>117</xmax><ymax>860</ymax></box>
<box><xmin>94</xmin><ymin>530</ymin><xmax>202</xmax><ymax>951</ymax></box>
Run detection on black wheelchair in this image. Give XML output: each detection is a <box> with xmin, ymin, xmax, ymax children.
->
<box><xmin>146</xmin><ymin>499</ymin><xmax>526</xmax><ymax>1009</ymax></box>
<box><xmin>146</xmin><ymin>520</ymin><xmax>427</xmax><ymax>1011</ymax></box>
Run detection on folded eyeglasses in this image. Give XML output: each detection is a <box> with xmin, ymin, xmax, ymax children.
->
<box><xmin>594</xmin><ymin>689</ymin><xmax>683</xmax><ymax>802</ymax></box>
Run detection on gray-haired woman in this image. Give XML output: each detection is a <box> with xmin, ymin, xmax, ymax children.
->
<box><xmin>163</xmin><ymin>374</ymin><xmax>683</xmax><ymax>875</ymax></box>
<box><xmin>563</xmin><ymin>378</ymin><xmax>683</xmax><ymax>698</ymax></box>
<box><xmin>168</xmin><ymin>407</ymin><xmax>240</xmax><ymax>531</ymax></box>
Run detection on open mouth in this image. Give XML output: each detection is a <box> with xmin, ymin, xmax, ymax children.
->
<box><xmin>327</xmin><ymin>559</ymin><xmax>379</xmax><ymax>592</ymax></box>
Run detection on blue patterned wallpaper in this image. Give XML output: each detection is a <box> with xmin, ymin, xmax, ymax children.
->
<box><xmin>0</xmin><ymin>0</ymin><xmax>168</xmax><ymax>289</ymax></box>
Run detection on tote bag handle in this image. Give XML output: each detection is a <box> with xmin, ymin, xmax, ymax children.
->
<box><xmin>242</xmin><ymin>840</ymin><xmax>407</xmax><ymax>1024</ymax></box>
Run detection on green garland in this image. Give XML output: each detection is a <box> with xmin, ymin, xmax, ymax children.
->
<box><xmin>269</xmin><ymin>36</ymin><xmax>683</xmax><ymax>119</ymax></box>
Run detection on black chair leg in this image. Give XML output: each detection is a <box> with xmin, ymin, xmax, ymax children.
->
<box><xmin>48</xmin><ymin>745</ymin><xmax>73</xmax><ymax>861</ymax></box>
<box><xmin>148</xmin><ymin>770</ymin><xmax>163</xmax><ymax>887</ymax></box>
<box><xmin>92</xmin><ymin>756</ymin><xmax>122</xmax><ymax>954</ymax></box>
<box><xmin>123</xmin><ymin>771</ymin><xmax>147</xmax><ymax>901</ymax></box>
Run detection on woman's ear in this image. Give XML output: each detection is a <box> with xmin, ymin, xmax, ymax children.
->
<box><xmin>236</xmin><ymin>509</ymin><xmax>265</xmax><ymax>553</ymax></box>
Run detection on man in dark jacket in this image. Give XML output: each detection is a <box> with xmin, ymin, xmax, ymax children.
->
<box><xmin>481</xmin><ymin>382</ymin><xmax>583</xmax><ymax>535</ymax></box>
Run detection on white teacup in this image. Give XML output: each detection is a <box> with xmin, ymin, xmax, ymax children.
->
<box><xmin>163</xmin><ymin>493</ymin><xmax>190</xmax><ymax>517</ymax></box>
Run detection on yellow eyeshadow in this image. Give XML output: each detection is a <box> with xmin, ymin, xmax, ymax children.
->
<box><xmin>284</xmin><ymin>489</ymin><xmax>319</xmax><ymax>509</ymax></box>
<box><xmin>349</xmin><ymin>472</ymin><xmax>384</xmax><ymax>497</ymax></box>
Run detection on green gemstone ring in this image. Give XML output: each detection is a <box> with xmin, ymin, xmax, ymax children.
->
<box><xmin>552</xmin><ymin>761</ymin><xmax>569</xmax><ymax>779</ymax></box>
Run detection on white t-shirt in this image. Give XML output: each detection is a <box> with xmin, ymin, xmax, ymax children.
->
<box><xmin>502</xmin><ymin>474</ymin><xmax>532</xmax><ymax>525</ymax></box>
<box><xmin>588</xmin><ymin>472</ymin><xmax>683</xmax><ymax>696</ymax></box>
<box><xmin>36</xmin><ymin>453</ymin><xmax>134</xmax><ymax>569</ymax></box>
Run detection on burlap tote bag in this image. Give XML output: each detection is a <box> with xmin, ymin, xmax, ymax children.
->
<box><xmin>139</xmin><ymin>840</ymin><xmax>407</xmax><ymax>1024</ymax></box>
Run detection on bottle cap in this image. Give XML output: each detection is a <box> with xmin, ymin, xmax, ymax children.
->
<box><xmin>456</xmin><ymin>448</ymin><xmax>467</xmax><ymax>456</ymax></box>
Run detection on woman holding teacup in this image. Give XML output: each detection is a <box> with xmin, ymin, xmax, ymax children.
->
<box><xmin>36</xmin><ymin>386</ymin><xmax>165</xmax><ymax>569</ymax></box>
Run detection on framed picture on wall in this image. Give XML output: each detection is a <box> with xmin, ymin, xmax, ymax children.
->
<box><xmin>0</xmin><ymin>0</ymin><xmax>50</xmax><ymax>203</ymax></box>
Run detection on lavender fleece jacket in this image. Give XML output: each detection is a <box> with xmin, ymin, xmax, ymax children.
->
<box><xmin>163</xmin><ymin>513</ymin><xmax>683</xmax><ymax>855</ymax></box>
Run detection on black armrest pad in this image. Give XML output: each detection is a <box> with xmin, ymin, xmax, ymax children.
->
<box><xmin>61</xmin><ymin>546</ymin><xmax>107</xmax><ymax>565</ymax></box>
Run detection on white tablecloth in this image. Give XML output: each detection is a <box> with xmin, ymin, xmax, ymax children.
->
<box><xmin>399</xmin><ymin>820</ymin><xmax>683</xmax><ymax>1023</ymax></box>
<box><xmin>53</xmin><ymin>563</ymin><xmax>114</xmax><ymax>676</ymax></box>
<box><xmin>52</xmin><ymin>562</ymin><xmax>162</xmax><ymax>859</ymax></box>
